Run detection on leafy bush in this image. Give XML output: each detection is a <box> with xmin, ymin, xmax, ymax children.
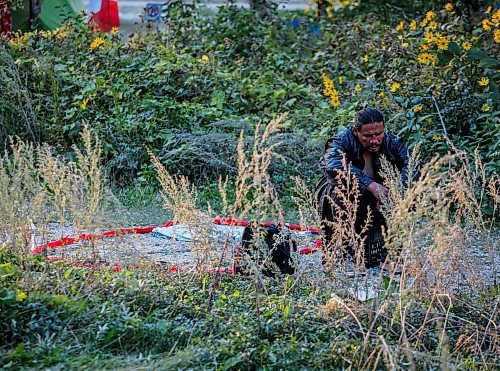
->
<box><xmin>2</xmin><ymin>10</ymin><xmax>330</xmax><ymax>186</ymax></box>
<box><xmin>1</xmin><ymin>3</ymin><xmax>498</xmax><ymax>190</ymax></box>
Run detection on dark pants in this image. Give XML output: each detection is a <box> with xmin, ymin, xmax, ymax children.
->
<box><xmin>313</xmin><ymin>175</ymin><xmax>387</xmax><ymax>268</ymax></box>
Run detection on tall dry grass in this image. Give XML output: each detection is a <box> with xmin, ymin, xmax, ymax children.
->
<box><xmin>380</xmin><ymin>149</ymin><xmax>498</xmax><ymax>296</ymax></box>
<box><xmin>1</xmin><ymin>118</ymin><xmax>497</xmax><ymax>369</ymax></box>
<box><xmin>287</xmin><ymin>138</ymin><xmax>498</xmax><ymax>368</ymax></box>
<box><xmin>149</xmin><ymin>114</ymin><xmax>290</xmax><ymax>294</ymax></box>
<box><xmin>0</xmin><ymin>126</ymin><xmax>121</xmax><ymax>262</ymax></box>
<box><xmin>320</xmin><ymin>155</ymin><xmax>374</xmax><ymax>277</ymax></box>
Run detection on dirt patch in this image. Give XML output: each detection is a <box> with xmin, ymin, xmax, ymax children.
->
<box><xmin>34</xmin><ymin>222</ymin><xmax>498</xmax><ymax>297</ymax></box>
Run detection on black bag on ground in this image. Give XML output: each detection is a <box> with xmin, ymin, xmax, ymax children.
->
<box><xmin>235</xmin><ymin>224</ymin><xmax>297</xmax><ymax>277</ymax></box>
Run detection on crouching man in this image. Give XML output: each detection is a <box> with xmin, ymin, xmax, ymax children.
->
<box><xmin>314</xmin><ymin>107</ymin><xmax>414</xmax><ymax>273</ymax></box>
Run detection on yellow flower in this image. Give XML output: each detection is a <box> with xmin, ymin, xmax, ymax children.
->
<box><xmin>471</xmin><ymin>36</ymin><xmax>480</xmax><ymax>42</ymax></box>
<box><xmin>338</xmin><ymin>76</ymin><xmax>343</xmax><ymax>84</ymax></box>
<box><xmin>16</xmin><ymin>289</ymin><xmax>27</xmax><ymax>301</ymax></box>
<box><xmin>482</xmin><ymin>19</ymin><xmax>492</xmax><ymax>31</ymax></box>
<box><xmin>200</xmin><ymin>55</ymin><xmax>209</xmax><ymax>64</ymax></box>
<box><xmin>417</xmin><ymin>52</ymin><xmax>437</xmax><ymax>65</ymax></box>
<box><xmin>322</xmin><ymin>73</ymin><xmax>334</xmax><ymax>97</ymax></box>
<box><xmin>111</xmin><ymin>26</ymin><xmax>119</xmax><ymax>34</ymax></box>
<box><xmin>410</xmin><ymin>20</ymin><xmax>417</xmax><ymax>30</ymax></box>
<box><xmin>424</xmin><ymin>32</ymin><xmax>435</xmax><ymax>44</ymax></box>
<box><xmin>432</xmin><ymin>133</ymin><xmax>442</xmax><ymax>141</ymax></box>
<box><xmin>428</xmin><ymin>21</ymin><xmax>438</xmax><ymax>30</ymax></box>
<box><xmin>402</xmin><ymin>42</ymin><xmax>409</xmax><ymax>48</ymax></box>
<box><xmin>426</xmin><ymin>10</ymin><xmax>436</xmax><ymax>21</ymax></box>
<box><xmin>492</xmin><ymin>9</ymin><xmax>500</xmax><ymax>25</ymax></box>
<box><xmin>321</xmin><ymin>73</ymin><xmax>341</xmax><ymax>107</ymax></box>
<box><xmin>413</xmin><ymin>105</ymin><xmax>423</xmax><ymax>113</ymax></box>
<box><xmin>396</xmin><ymin>21</ymin><xmax>405</xmax><ymax>32</ymax></box>
<box><xmin>420</xmin><ymin>43</ymin><xmax>430</xmax><ymax>51</ymax></box>
<box><xmin>478</xmin><ymin>77</ymin><xmax>489</xmax><ymax>86</ymax></box>
<box><xmin>485</xmin><ymin>6</ymin><xmax>492</xmax><ymax>14</ymax></box>
<box><xmin>39</xmin><ymin>30</ymin><xmax>52</xmax><ymax>39</ymax></box>
<box><xmin>378</xmin><ymin>91</ymin><xmax>385</xmax><ymax>98</ymax></box>
<box><xmin>444</xmin><ymin>3</ymin><xmax>454</xmax><ymax>12</ymax></box>
<box><xmin>420</xmin><ymin>18</ymin><xmax>429</xmax><ymax>28</ymax></box>
<box><xmin>462</xmin><ymin>41</ymin><xmax>472</xmax><ymax>50</ymax></box>
<box><xmin>55</xmin><ymin>26</ymin><xmax>68</xmax><ymax>40</ymax></box>
<box><xmin>417</xmin><ymin>53</ymin><xmax>428</xmax><ymax>63</ymax></box>
<box><xmin>330</xmin><ymin>89</ymin><xmax>340</xmax><ymax>107</ymax></box>
<box><xmin>81</xmin><ymin>97</ymin><xmax>90</xmax><ymax>110</ymax></box>
<box><xmin>435</xmin><ymin>34</ymin><xmax>451</xmax><ymax>50</ymax></box>
<box><xmin>481</xmin><ymin>103</ymin><xmax>491</xmax><ymax>112</ymax></box>
<box><xmin>326</xmin><ymin>6</ymin><xmax>334</xmax><ymax>18</ymax></box>
<box><xmin>363</xmin><ymin>54</ymin><xmax>369</xmax><ymax>62</ymax></box>
<box><xmin>390</xmin><ymin>82</ymin><xmax>401</xmax><ymax>93</ymax></box>
<box><xmin>494</xmin><ymin>29</ymin><xmax>500</xmax><ymax>43</ymax></box>
<box><xmin>56</xmin><ymin>31</ymin><xmax>68</xmax><ymax>41</ymax></box>
<box><xmin>89</xmin><ymin>37</ymin><xmax>105</xmax><ymax>52</ymax></box>
<box><xmin>354</xmin><ymin>84</ymin><xmax>362</xmax><ymax>92</ymax></box>
<box><xmin>304</xmin><ymin>6</ymin><xmax>310</xmax><ymax>13</ymax></box>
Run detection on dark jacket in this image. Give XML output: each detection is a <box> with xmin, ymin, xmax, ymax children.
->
<box><xmin>320</xmin><ymin>128</ymin><xmax>411</xmax><ymax>191</ymax></box>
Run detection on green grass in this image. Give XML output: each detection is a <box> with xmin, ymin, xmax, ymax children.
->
<box><xmin>1</xmin><ymin>249</ymin><xmax>498</xmax><ymax>369</ymax></box>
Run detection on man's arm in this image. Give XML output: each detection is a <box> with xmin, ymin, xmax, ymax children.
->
<box><xmin>366</xmin><ymin>181</ymin><xmax>389</xmax><ymax>201</ymax></box>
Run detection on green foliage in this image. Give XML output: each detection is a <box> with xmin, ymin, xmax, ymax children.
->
<box><xmin>2</xmin><ymin>10</ymin><xmax>328</xmax><ymax>187</ymax></box>
<box><xmin>0</xmin><ymin>246</ymin><xmax>498</xmax><ymax>369</ymax></box>
<box><xmin>1</xmin><ymin>3</ymin><xmax>498</xmax><ymax>189</ymax></box>
<box><xmin>1</xmin><ymin>8</ymin><xmax>499</xmax><ymax>365</ymax></box>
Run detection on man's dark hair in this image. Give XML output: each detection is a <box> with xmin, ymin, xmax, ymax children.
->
<box><xmin>354</xmin><ymin>108</ymin><xmax>384</xmax><ymax>130</ymax></box>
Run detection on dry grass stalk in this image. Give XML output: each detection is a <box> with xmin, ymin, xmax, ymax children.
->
<box><xmin>149</xmin><ymin>149</ymin><xmax>217</xmax><ymax>273</ymax></box>
<box><xmin>0</xmin><ymin>139</ymin><xmax>44</xmax><ymax>252</ymax></box>
<box><xmin>149</xmin><ymin>114</ymin><xmax>288</xmax><ymax>278</ymax></box>
<box><xmin>321</xmin><ymin>155</ymin><xmax>372</xmax><ymax>276</ymax></box>
<box><xmin>0</xmin><ymin>126</ymin><xmax>115</xmax><ymax>262</ymax></box>
<box><xmin>379</xmin><ymin>150</ymin><xmax>498</xmax><ymax>296</ymax></box>
<box><xmin>231</xmin><ymin>113</ymin><xmax>287</xmax><ymax>223</ymax></box>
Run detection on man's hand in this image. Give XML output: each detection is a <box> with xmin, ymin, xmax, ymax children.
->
<box><xmin>366</xmin><ymin>181</ymin><xmax>389</xmax><ymax>201</ymax></box>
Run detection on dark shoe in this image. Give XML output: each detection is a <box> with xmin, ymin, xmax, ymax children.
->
<box><xmin>381</xmin><ymin>262</ymin><xmax>402</xmax><ymax>275</ymax></box>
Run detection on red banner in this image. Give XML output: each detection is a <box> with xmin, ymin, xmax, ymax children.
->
<box><xmin>0</xmin><ymin>0</ymin><xmax>12</xmax><ymax>37</ymax></box>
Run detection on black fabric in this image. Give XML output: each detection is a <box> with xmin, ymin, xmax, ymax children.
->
<box><xmin>321</xmin><ymin>128</ymin><xmax>411</xmax><ymax>192</ymax></box>
<box><xmin>236</xmin><ymin>225</ymin><xmax>297</xmax><ymax>277</ymax></box>
<box><xmin>313</xmin><ymin>181</ymin><xmax>387</xmax><ymax>268</ymax></box>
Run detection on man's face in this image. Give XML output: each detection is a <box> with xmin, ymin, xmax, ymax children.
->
<box><xmin>354</xmin><ymin>122</ymin><xmax>385</xmax><ymax>153</ymax></box>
